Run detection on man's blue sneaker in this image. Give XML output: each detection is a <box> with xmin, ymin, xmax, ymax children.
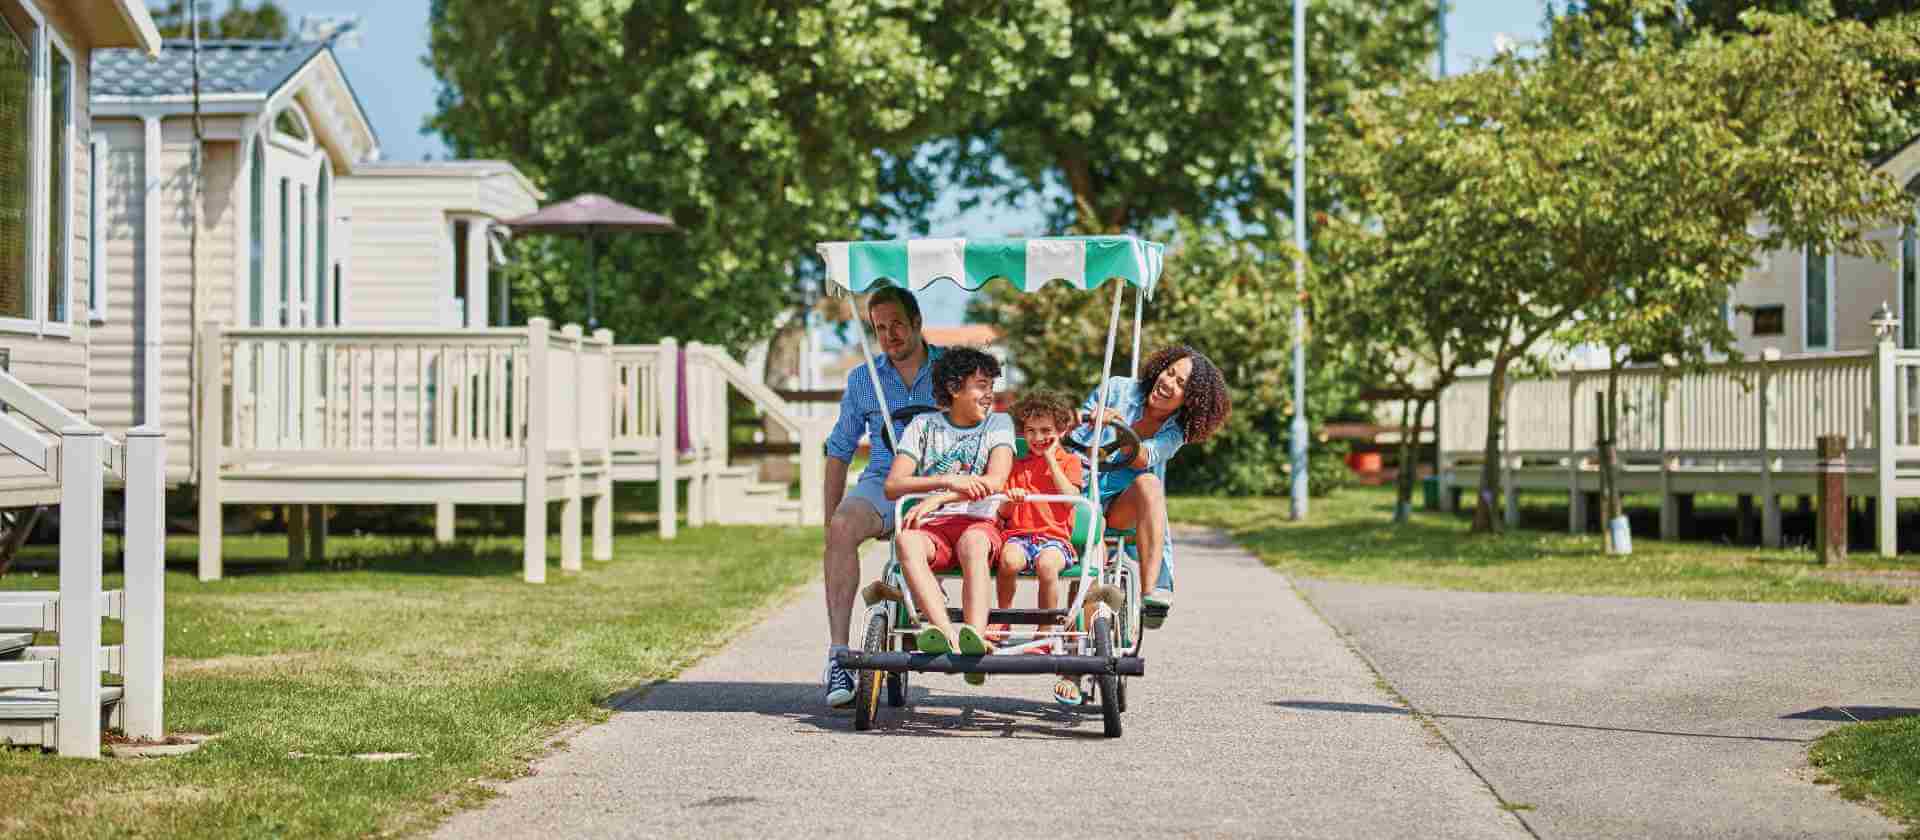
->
<box><xmin>824</xmin><ymin>650</ymin><xmax>855</xmax><ymax>708</ymax></box>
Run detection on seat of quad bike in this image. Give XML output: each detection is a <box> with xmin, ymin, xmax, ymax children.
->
<box><xmin>909</xmin><ymin>438</ymin><xmax>1112</xmax><ymax>578</ymax></box>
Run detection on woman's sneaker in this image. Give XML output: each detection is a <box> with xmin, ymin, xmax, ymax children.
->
<box><xmin>1142</xmin><ymin>588</ymin><xmax>1174</xmax><ymax>629</ymax></box>
<box><xmin>824</xmin><ymin>650</ymin><xmax>855</xmax><ymax>708</ymax></box>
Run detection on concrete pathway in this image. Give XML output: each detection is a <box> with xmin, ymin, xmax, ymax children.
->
<box><xmin>435</xmin><ymin>529</ymin><xmax>1526</xmax><ymax>839</ymax></box>
<box><xmin>1299</xmin><ymin>580</ymin><xmax>1920</xmax><ymax>839</ymax></box>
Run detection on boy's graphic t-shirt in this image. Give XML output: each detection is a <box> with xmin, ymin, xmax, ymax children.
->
<box><xmin>896</xmin><ymin>411</ymin><xmax>1016</xmax><ymax>520</ymax></box>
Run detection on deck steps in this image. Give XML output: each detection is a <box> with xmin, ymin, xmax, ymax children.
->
<box><xmin>0</xmin><ymin>633</ymin><xmax>28</xmax><ymax>659</ymax></box>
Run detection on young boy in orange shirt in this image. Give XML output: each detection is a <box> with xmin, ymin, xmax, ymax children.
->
<box><xmin>993</xmin><ymin>392</ymin><xmax>1085</xmax><ymax>653</ymax></box>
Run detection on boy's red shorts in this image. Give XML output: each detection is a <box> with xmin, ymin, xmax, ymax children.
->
<box><xmin>903</xmin><ymin>516</ymin><xmax>1005</xmax><ymax>572</ymax></box>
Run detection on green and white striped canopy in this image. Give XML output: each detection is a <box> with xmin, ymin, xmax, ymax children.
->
<box><xmin>817</xmin><ymin>236</ymin><xmax>1166</xmax><ymax>296</ymax></box>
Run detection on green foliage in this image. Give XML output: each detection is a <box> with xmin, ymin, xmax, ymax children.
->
<box><xmin>426</xmin><ymin>1</ymin><xmax>1440</xmax><ymax>351</ymax></box>
<box><xmin>153</xmin><ymin>0</ymin><xmax>290</xmax><ymax>40</ymax></box>
<box><xmin>425</xmin><ymin>1</ymin><xmax>1042</xmax><ymax>349</ymax></box>
<box><xmin>1550</xmin><ymin>0</ymin><xmax>1920</xmax><ymax>160</ymax></box>
<box><xmin>936</xmin><ymin>0</ymin><xmax>1437</xmax><ymax>234</ymax></box>
<box><xmin>975</xmin><ymin>220</ymin><xmax>1366</xmax><ymax>496</ymax></box>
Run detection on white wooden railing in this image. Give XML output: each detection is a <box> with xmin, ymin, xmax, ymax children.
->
<box><xmin>200</xmin><ymin>317</ymin><xmax>614</xmax><ymax>582</ymax></box>
<box><xmin>1439</xmin><ymin>341</ymin><xmax>1920</xmax><ymax>555</ymax></box>
<box><xmin>0</xmin><ymin>369</ymin><xmax>165</xmax><ymax>758</ymax></box>
<box><xmin>608</xmin><ymin>340</ymin><xmax>826</xmax><ymax>534</ymax></box>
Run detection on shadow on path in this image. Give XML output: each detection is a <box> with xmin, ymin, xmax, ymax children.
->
<box><xmin>1781</xmin><ymin>706</ymin><xmax>1920</xmax><ymax>723</ymax></box>
<box><xmin>1272</xmin><ymin>699</ymin><xmax>1839</xmax><ymax>744</ymax></box>
<box><xmin>602</xmin><ymin>680</ymin><xmax>1108</xmax><ymax>740</ymax></box>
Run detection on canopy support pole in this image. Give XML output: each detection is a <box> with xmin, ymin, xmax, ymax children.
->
<box><xmin>1089</xmin><ymin>281</ymin><xmax>1127</xmax><ymax>512</ymax></box>
<box><xmin>846</xmin><ymin>293</ymin><xmax>899</xmax><ymax>454</ymax></box>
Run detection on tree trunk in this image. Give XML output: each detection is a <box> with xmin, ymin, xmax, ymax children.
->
<box><xmin>1394</xmin><ymin>395</ymin><xmax>1427</xmax><ymax>524</ymax></box>
<box><xmin>1472</xmin><ymin>357</ymin><xmax>1511</xmax><ymax>533</ymax></box>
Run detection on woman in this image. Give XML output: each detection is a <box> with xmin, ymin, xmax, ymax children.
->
<box><xmin>1072</xmin><ymin>344</ymin><xmax>1231</xmax><ymax>628</ymax></box>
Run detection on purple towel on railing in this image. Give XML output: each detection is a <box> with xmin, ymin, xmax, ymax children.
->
<box><xmin>677</xmin><ymin>347</ymin><xmax>693</xmax><ymax>455</ymax></box>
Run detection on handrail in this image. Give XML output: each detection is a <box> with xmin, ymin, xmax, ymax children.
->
<box><xmin>1448</xmin><ymin>349</ymin><xmax>1877</xmax><ymax>385</ymax></box>
<box><xmin>686</xmin><ymin>343</ymin><xmax>806</xmax><ymax>437</ymax></box>
<box><xmin>0</xmin><ymin>368</ymin><xmax>125</xmax><ymax>477</ymax></box>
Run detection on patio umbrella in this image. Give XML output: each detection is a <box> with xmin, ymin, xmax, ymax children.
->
<box><xmin>504</xmin><ymin>193</ymin><xmax>680</xmax><ymax>329</ymax></box>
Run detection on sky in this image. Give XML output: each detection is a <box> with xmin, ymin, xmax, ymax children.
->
<box><xmin>276</xmin><ymin>0</ymin><xmax>1550</xmax><ymax>326</ymax></box>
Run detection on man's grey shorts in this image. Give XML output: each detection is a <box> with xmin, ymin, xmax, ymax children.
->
<box><xmin>839</xmin><ymin>475</ymin><xmax>897</xmax><ymax>535</ymax></box>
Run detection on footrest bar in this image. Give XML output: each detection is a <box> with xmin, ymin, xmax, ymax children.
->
<box><xmin>945</xmin><ymin>608</ymin><xmax>1069</xmax><ymax>625</ymax></box>
<box><xmin>835</xmin><ymin>650</ymin><xmax>1144</xmax><ymax>677</ymax></box>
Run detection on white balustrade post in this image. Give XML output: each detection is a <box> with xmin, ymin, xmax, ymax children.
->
<box><xmin>658</xmin><ymin>338</ymin><xmax>679</xmax><ymax>540</ymax></box>
<box><xmin>1760</xmin><ymin>349</ymin><xmax>1783</xmax><ymax>548</ymax></box>
<box><xmin>684</xmin><ymin>345</ymin><xmax>707</xmax><ymax>528</ymax></box>
<box><xmin>198</xmin><ymin>321</ymin><xmax>225</xmax><ymax>582</ymax></box>
<box><xmin>560</xmin><ymin>324</ymin><xmax>585</xmax><ymax>573</ymax></box>
<box><xmin>1660</xmin><ymin>370</ymin><xmax>1678</xmax><ymax>541</ymax></box>
<box><xmin>523</xmin><ymin>318</ymin><xmax>551</xmax><ymax>583</ymax></box>
<box><xmin>800</xmin><ymin>420</ymin><xmax>825</xmax><ymax>527</ymax></box>
<box><xmin>58</xmin><ymin>426</ymin><xmax>105</xmax><ymax>758</ymax></box>
<box><xmin>1568</xmin><ymin>370</ymin><xmax>1584</xmax><ymax>533</ymax></box>
<box><xmin>593</xmin><ymin>328</ymin><xmax>615</xmax><ymax>562</ymax></box>
<box><xmin>122</xmin><ymin>426</ymin><xmax>166</xmax><ymax>741</ymax></box>
<box><xmin>1875</xmin><ymin>336</ymin><xmax>1898</xmax><ymax>557</ymax></box>
<box><xmin>435</xmin><ymin>502</ymin><xmax>456</xmax><ymax>543</ymax></box>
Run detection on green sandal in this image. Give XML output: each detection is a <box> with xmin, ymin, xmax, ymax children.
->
<box><xmin>955</xmin><ymin>624</ymin><xmax>993</xmax><ymax>686</ymax></box>
<box><xmin>915</xmin><ymin>626</ymin><xmax>954</xmax><ymax>654</ymax></box>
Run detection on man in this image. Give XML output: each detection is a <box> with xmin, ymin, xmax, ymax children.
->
<box><xmin>821</xmin><ymin>287</ymin><xmax>943</xmax><ymax>707</ymax></box>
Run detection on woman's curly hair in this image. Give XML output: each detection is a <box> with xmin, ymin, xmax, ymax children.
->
<box><xmin>1139</xmin><ymin>344</ymin><xmax>1231</xmax><ymax>444</ymax></box>
<box><xmin>1010</xmin><ymin>389</ymin><xmax>1076</xmax><ymax>433</ymax></box>
<box><xmin>930</xmin><ymin>347</ymin><xmax>1002</xmax><ymax>407</ymax></box>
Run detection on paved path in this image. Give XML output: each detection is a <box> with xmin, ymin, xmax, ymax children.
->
<box><xmin>436</xmin><ymin>529</ymin><xmax>1525</xmax><ymax>839</ymax></box>
<box><xmin>1299</xmin><ymin>580</ymin><xmax>1920</xmax><ymax>839</ymax></box>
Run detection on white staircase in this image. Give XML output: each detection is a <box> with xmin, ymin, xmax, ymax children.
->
<box><xmin>610</xmin><ymin>341</ymin><xmax>827</xmax><ymax>533</ymax></box>
<box><xmin>706</xmin><ymin>466</ymin><xmax>805</xmax><ymax>525</ymax></box>
<box><xmin>0</xmin><ymin>370</ymin><xmax>166</xmax><ymax>757</ymax></box>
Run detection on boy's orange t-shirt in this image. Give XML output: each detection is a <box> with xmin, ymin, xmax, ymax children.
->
<box><xmin>1001</xmin><ymin>447</ymin><xmax>1086</xmax><ymax>541</ymax></box>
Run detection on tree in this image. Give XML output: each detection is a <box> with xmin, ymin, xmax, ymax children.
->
<box><xmin>1339</xmin><ymin>4</ymin><xmax>1919</xmax><ymax>534</ymax></box>
<box><xmin>1313</xmin><ymin>205</ymin><xmax>1500</xmax><ymax>522</ymax></box>
<box><xmin>153</xmin><ymin>1</ymin><xmax>290</xmax><ymax>40</ymax></box>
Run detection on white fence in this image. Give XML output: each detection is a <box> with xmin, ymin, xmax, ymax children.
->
<box><xmin>199</xmin><ymin>317</ymin><xmax>614</xmax><ymax>583</ymax></box>
<box><xmin>1439</xmin><ymin>342</ymin><xmax>1920</xmax><ymax>554</ymax></box>
<box><xmin>0</xmin><ymin>370</ymin><xmax>165</xmax><ymax>758</ymax></box>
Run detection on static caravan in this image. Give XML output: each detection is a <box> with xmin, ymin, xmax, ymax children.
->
<box><xmin>338</xmin><ymin>160</ymin><xmax>542</xmax><ymax>329</ymax></box>
<box><xmin>1729</xmin><ymin>136</ymin><xmax>1920</xmax><ymax>358</ymax></box>
<box><xmin>0</xmin><ymin>0</ymin><xmax>160</xmax><ymax>506</ymax></box>
<box><xmin>87</xmin><ymin>38</ymin><xmax>378</xmax><ymax>483</ymax></box>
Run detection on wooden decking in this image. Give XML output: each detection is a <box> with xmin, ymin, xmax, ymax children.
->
<box><xmin>1438</xmin><ymin>343</ymin><xmax>1920</xmax><ymax>552</ymax></box>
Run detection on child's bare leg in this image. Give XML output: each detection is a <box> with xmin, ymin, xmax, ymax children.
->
<box><xmin>955</xmin><ymin>528</ymin><xmax>997</xmax><ymax>630</ymax></box>
<box><xmin>997</xmin><ymin>542</ymin><xmax>1031</xmax><ymax>610</ymax></box>
<box><xmin>1034</xmin><ymin>547</ymin><xmax>1068</xmax><ymax>635</ymax></box>
<box><xmin>897</xmin><ymin>531</ymin><xmax>954</xmax><ymax>643</ymax></box>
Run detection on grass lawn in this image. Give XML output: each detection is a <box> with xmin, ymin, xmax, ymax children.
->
<box><xmin>1171</xmin><ymin>485</ymin><xmax>1916</xmax><ymax>603</ymax></box>
<box><xmin>0</xmin><ymin>521</ymin><xmax>820</xmax><ymax>838</ymax></box>
<box><xmin>1811</xmin><ymin>717</ymin><xmax>1920</xmax><ymax>838</ymax></box>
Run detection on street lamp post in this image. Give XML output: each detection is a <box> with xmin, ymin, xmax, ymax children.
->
<box><xmin>1289</xmin><ymin>0</ymin><xmax>1310</xmax><ymax>520</ymax></box>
